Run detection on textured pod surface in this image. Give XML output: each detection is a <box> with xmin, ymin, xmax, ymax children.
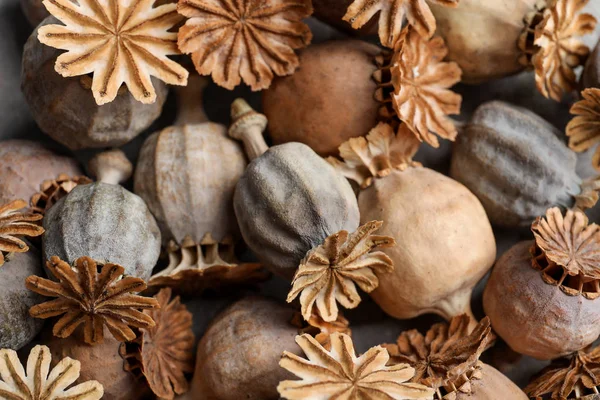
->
<box><xmin>21</xmin><ymin>18</ymin><xmax>167</xmax><ymax>150</ymax></box>
<box><xmin>0</xmin><ymin>247</ymin><xmax>44</xmax><ymax>350</ymax></box>
<box><xmin>43</xmin><ymin>183</ymin><xmax>161</xmax><ymax>281</ymax></box>
<box><xmin>234</xmin><ymin>143</ymin><xmax>360</xmax><ymax>277</ymax></box>
<box><xmin>43</xmin><ymin>330</ymin><xmax>146</xmax><ymax>400</ymax></box>
<box><xmin>451</xmin><ymin>101</ymin><xmax>581</xmax><ymax>227</ymax></box>
<box><xmin>135</xmin><ymin>123</ymin><xmax>246</xmax><ymax>245</ymax></box>
<box><xmin>365</xmin><ymin>168</ymin><xmax>496</xmax><ymax>320</ymax></box>
<box><xmin>430</xmin><ymin>0</ymin><xmax>538</xmax><ymax>83</ymax></box>
<box><xmin>483</xmin><ymin>241</ymin><xmax>600</xmax><ymax>360</ymax></box>
<box><xmin>262</xmin><ymin>40</ymin><xmax>381</xmax><ymax>156</ymax></box>
<box><xmin>461</xmin><ymin>363</ymin><xmax>528</xmax><ymax>400</ymax></box>
<box><xmin>0</xmin><ymin>139</ymin><xmax>81</xmax><ymax>204</ymax></box>
<box><xmin>189</xmin><ymin>297</ymin><xmax>298</xmax><ymax>400</ymax></box>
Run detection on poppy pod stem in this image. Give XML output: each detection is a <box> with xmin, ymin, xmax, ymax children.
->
<box><xmin>174</xmin><ymin>75</ymin><xmax>209</xmax><ymax>126</ymax></box>
<box><xmin>228</xmin><ymin>98</ymin><xmax>269</xmax><ymax>161</ymax></box>
<box><xmin>434</xmin><ymin>288</ymin><xmax>478</xmax><ymax>331</ymax></box>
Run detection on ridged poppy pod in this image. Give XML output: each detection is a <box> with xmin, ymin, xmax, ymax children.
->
<box><xmin>328</xmin><ymin>123</ymin><xmax>496</xmax><ymax>322</ymax></box>
<box><xmin>0</xmin><ymin>140</ymin><xmax>81</xmax><ymax>205</ymax></box>
<box><xmin>0</xmin><ymin>247</ymin><xmax>44</xmax><ymax>350</ymax></box>
<box><xmin>21</xmin><ymin>17</ymin><xmax>168</xmax><ymax>150</ymax></box>
<box><xmin>135</xmin><ymin>76</ymin><xmax>247</xmax><ymax>248</ymax></box>
<box><xmin>43</xmin><ymin>150</ymin><xmax>161</xmax><ymax>281</ymax></box>
<box><xmin>262</xmin><ymin>39</ymin><xmax>382</xmax><ymax>156</ymax></box>
<box><xmin>451</xmin><ymin>101</ymin><xmax>600</xmax><ymax>228</ymax></box>
<box><xmin>230</xmin><ymin>100</ymin><xmax>395</xmax><ymax>324</ymax></box>
<box><xmin>484</xmin><ymin>207</ymin><xmax>600</xmax><ymax>360</ymax></box>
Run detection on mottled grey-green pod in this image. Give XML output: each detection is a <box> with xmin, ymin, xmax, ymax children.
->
<box><xmin>0</xmin><ymin>246</ymin><xmax>44</xmax><ymax>350</ymax></box>
<box><xmin>451</xmin><ymin>101</ymin><xmax>587</xmax><ymax>227</ymax></box>
<box><xmin>21</xmin><ymin>17</ymin><xmax>167</xmax><ymax>150</ymax></box>
<box><xmin>230</xmin><ymin>99</ymin><xmax>359</xmax><ymax>278</ymax></box>
<box><xmin>42</xmin><ymin>182</ymin><xmax>161</xmax><ymax>281</ymax></box>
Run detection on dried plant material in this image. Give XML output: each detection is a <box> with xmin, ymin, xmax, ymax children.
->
<box><xmin>26</xmin><ymin>256</ymin><xmax>159</xmax><ymax>345</ymax></box>
<box><xmin>525</xmin><ymin>345</ymin><xmax>600</xmax><ymax>399</ymax></box>
<box><xmin>287</xmin><ymin>221</ymin><xmax>395</xmax><ymax>323</ymax></box>
<box><xmin>278</xmin><ymin>333</ymin><xmax>435</xmax><ymax>399</ymax></box>
<box><xmin>0</xmin><ymin>199</ymin><xmax>44</xmax><ymax>267</ymax></box>
<box><xmin>0</xmin><ymin>345</ymin><xmax>103</xmax><ymax>399</ymax></box>
<box><xmin>327</xmin><ymin>122</ymin><xmax>422</xmax><ymax>189</ymax></box>
<box><xmin>121</xmin><ymin>288</ymin><xmax>194</xmax><ymax>400</ymax></box>
<box><xmin>177</xmin><ymin>0</ymin><xmax>313</xmax><ymax>91</ymax></box>
<box><xmin>531</xmin><ymin>207</ymin><xmax>600</xmax><ymax>298</ymax></box>
<box><xmin>343</xmin><ymin>0</ymin><xmax>459</xmax><ymax>48</ymax></box>
<box><xmin>291</xmin><ymin>309</ymin><xmax>352</xmax><ymax>349</ymax></box>
<box><xmin>567</xmin><ymin>88</ymin><xmax>600</xmax><ymax>171</ymax></box>
<box><xmin>384</xmin><ymin>315</ymin><xmax>494</xmax><ymax>398</ymax></box>
<box><xmin>390</xmin><ymin>27</ymin><xmax>462</xmax><ymax>148</ymax></box>
<box><xmin>38</xmin><ymin>0</ymin><xmax>189</xmax><ymax>105</ymax></box>
<box><xmin>148</xmin><ymin>234</ymin><xmax>269</xmax><ymax>295</ymax></box>
<box><xmin>31</xmin><ymin>174</ymin><xmax>92</xmax><ymax>214</ymax></box>
<box><xmin>532</xmin><ymin>0</ymin><xmax>597</xmax><ymax>101</ymax></box>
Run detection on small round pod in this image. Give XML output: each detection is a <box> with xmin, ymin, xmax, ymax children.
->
<box><xmin>0</xmin><ymin>140</ymin><xmax>81</xmax><ymax>205</ymax></box>
<box><xmin>21</xmin><ymin>17</ymin><xmax>168</xmax><ymax>150</ymax></box>
<box><xmin>230</xmin><ymin>100</ymin><xmax>360</xmax><ymax>278</ymax></box>
<box><xmin>384</xmin><ymin>315</ymin><xmax>527</xmax><ymax>400</ymax></box>
<box><xmin>188</xmin><ymin>297</ymin><xmax>300</xmax><ymax>400</ymax></box>
<box><xmin>451</xmin><ymin>101</ymin><xmax>598</xmax><ymax>228</ymax></box>
<box><xmin>262</xmin><ymin>40</ymin><xmax>381</xmax><ymax>156</ymax></box>
<box><xmin>328</xmin><ymin>123</ymin><xmax>496</xmax><ymax>322</ymax></box>
<box><xmin>0</xmin><ymin>247</ymin><xmax>44</xmax><ymax>350</ymax></box>
<box><xmin>20</xmin><ymin>0</ymin><xmax>49</xmax><ymax>27</ymax></box>
<box><xmin>42</xmin><ymin>329</ymin><xmax>147</xmax><ymax>400</ymax></box>
<box><xmin>135</xmin><ymin>76</ymin><xmax>247</xmax><ymax>247</ymax></box>
<box><xmin>43</xmin><ymin>150</ymin><xmax>161</xmax><ymax>280</ymax></box>
<box><xmin>483</xmin><ymin>207</ymin><xmax>600</xmax><ymax>360</ymax></box>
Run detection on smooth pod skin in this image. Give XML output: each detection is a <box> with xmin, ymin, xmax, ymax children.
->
<box><xmin>460</xmin><ymin>363</ymin><xmax>528</xmax><ymax>400</ymax></box>
<box><xmin>0</xmin><ymin>140</ymin><xmax>81</xmax><ymax>204</ymax></box>
<box><xmin>365</xmin><ymin>168</ymin><xmax>496</xmax><ymax>320</ymax></box>
<box><xmin>43</xmin><ymin>182</ymin><xmax>161</xmax><ymax>281</ymax></box>
<box><xmin>451</xmin><ymin>101</ymin><xmax>581</xmax><ymax>228</ymax></box>
<box><xmin>430</xmin><ymin>0</ymin><xmax>538</xmax><ymax>83</ymax></box>
<box><xmin>234</xmin><ymin>143</ymin><xmax>360</xmax><ymax>278</ymax></box>
<box><xmin>43</xmin><ymin>330</ymin><xmax>146</xmax><ymax>400</ymax></box>
<box><xmin>483</xmin><ymin>241</ymin><xmax>600</xmax><ymax>360</ymax></box>
<box><xmin>262</xmin><ymin>40</ymin><xmax>381</xmax><ymax>156</ymax></box>
<box><xmin>0</xmin><ymin>247</ymin><xmax>44</xmax><ymax>350</ymax></box>
<box><xmin>134</xmin><ymin>123</ymin><xmax>247</xmax><ymax>245</ymax></box>
<box><xmin>21</xmin><ymin>18</ymin><xmax>167</xmax><ymax>150</ymax></box>
<box><xmin>188</xmin><ymin>297</ymin><xmax>299</xmax><ymax>400</ymax></box>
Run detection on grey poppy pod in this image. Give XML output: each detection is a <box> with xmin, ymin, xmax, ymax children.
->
<box><xmin>21</xmin><ymin>17</ymin><xmax>167</xmax><ymax>151</ymax></box>
<box><xmin>234</xmin><ymin>142</ymin><xmax>360</xmax><ymax>278</ymax></box>
<box><xmin>0</xmin><ymin>246</ymin><xmax>44</xmax><ymax>350</ymax></box>
<box><xmin>42</xmin><ymin>182</ymin><xmax>161</xmax><ymax>281</ymax></box>
<box><xmin>451</xmin><ymin>101</ymin><xmax>588</xmax><ymax>228</ymax></box>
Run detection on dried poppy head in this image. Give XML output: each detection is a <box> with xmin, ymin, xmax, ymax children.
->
<box><xmin>567</xmin><ymin>88</ymin><xmax>600</xmax><ymax>173</ymax></box>
<box><xmin>262</xmin><ymin>39</ymin><xmax>382</xmax><ymax>156</ymax></box>
<box><xmin>384</xmin><ymin>315</ymin><xmax>527</xmax><ymax>400</ymax></box>
<box><xmin>484</xmin><ymin>207</ymin><xmax>600</xmax><ymax>360</ymax></box>
<box><xmin>0</xmin><ymin>199</ymin><xmax>44</xmax><ymax>267</ymax></box>
<box><xmin>22</xmin><ymin>17</ymin><xmax>169</xmax><ymax>150</ymax></box>
<box><xmin>30</xmin><ymin>174</ymin><xmax>92</xmax><ymax>215</ymax></box>
<box><xmin>328</xmin><ymin>122</ymin><xmax>496</xmax><ymax>322</ymax></box>
<box><xmin>0</xmin><ymin>140</ymin><xmax>81</xmax><ymax>205</ymax></box>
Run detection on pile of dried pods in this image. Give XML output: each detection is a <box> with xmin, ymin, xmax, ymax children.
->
<box><xmin>2</xmin><ymin>0</ymin><xmax>600</xmax><ymax>398</ymax></box>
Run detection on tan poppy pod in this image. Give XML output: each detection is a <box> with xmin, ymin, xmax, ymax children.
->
<box><xmin>262</xmin><ymin>40</ymin><xmax>381</xmax><ymax>156</ymax></box>
<box><xmin>187</xmin><ymin>297</ymin><xmax>300</xmax><ymax>400</ymax></box>
<box><xmin>134</xmin><ymin>76</ymin><xmax>247</xmax><ymax>247</ymax></box>
<box><xmin>42</xmin><ymin>329</ymin><xmax>148</xmax><ymax>400</ymax></box>
<box><xmin>328</xmin><ymin>123</ymin><xmax>496</xmax><ymax>321</ymax></box>
<box><xmin>484</xmin><ymin>208</ymin><xmax>600</xmax><ymax>360</ymax></box>
<box><xmin>21</xmin><ymin>17</ymin><xmax>168</xmax><ymax>150</ymax></box>
<box><xmin>0</xmin><ymin>140</ymin><xmax>81</xmax><ymax>205</ymax></box>
<box><xmin>20</xmin><ymin>0</ymin><xmax>49</xmax><ymax>27</ymax></box>
<box><xmin>0</xmin><ymin>247</ymin><xmax>44</xmax><ymax>350</ymax></box>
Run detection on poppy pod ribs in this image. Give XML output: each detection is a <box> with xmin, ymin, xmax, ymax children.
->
<box><xmin>230</xmin><ymin>100</ymin><xmax>395</xmax><ymax>322</ymax></box>
<box><xmin>483</xmin><ymin>207</ymin><xmax>600</xmax><ymax>360</ymax></box>
<box><xmin>328</xmin><ymin>122</ymin><xmax>496</xmax><ymax>322</ymax></box>
<box><xmin>383</xmin><ymin>315</ymin><xmax>528</xmax><ymax>400</ymax></box>
<box><xmin>451</xmin><ymin>101</ymin><xmax>600</xmax><ymax>228</ymax></box>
